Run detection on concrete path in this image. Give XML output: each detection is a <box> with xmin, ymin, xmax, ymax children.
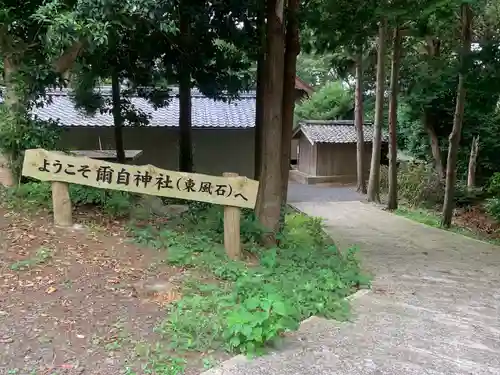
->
<box><xmin>202</xmin><ymin>201</ymin><xmax>500</xmax><ymax>375</ymax></box>
<box><xmin>287</xmin><ymin>181</ymin><xmax>362</xmax><ymax>203</ymax></box>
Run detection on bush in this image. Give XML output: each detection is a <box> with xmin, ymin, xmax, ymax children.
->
<box><xmin>396</xmin><ymin>162</ymin><xmax>444</xmax><ymax>207</ymax></box>
<box><xmin>485</xmin><ymin>198</ymin><xmax>500</xmax><ymax>222</ymax></box>
<box><xmin>453</xmin><ymin>182</ymin><xmax>485</xmax><ymax>208</ymax></box>
<box><xmin>487</xmin><ymin>172</ymin><xmax>500</xmax><ymax>197</ymax></box>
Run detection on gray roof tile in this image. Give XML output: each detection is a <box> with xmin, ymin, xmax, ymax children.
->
<box><xmin>30</xmin><ymin>88</ymin><xmax>256</xmax><ymax>128</ymax></box>
<box><xmin>296</xmin><ymin>120</ymin><xmax>388</xmax><ymax>144</ymax></box>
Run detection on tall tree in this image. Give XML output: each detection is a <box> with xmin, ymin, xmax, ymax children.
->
<box><xmin>254</xmin><ymin>4</ymin><xmax>266</xmax><ymax>181</ymax></box>
<box><xmin>178</xmin><ymin>0</ymin><xmax>193</xmax><ymax>172</ymax></box>
<box><xmin>387</xmin><ymin>26</ymin><xmax>402</xmax><ymax>210</ymax></box>
<box><xmin>281</xmin><ymin>0</ymin><xmax>300</xmax><ymax>205</ymax></box>
<box><xmin>367</xmin><ymin>19</ymin><xmax>388</xmax><ymax>202</ymax></box>
<box><xmin>256</xmin><ymin>0</ymin><xmax>285</xmax><ymax>244</ymax></box>
<box><xmin>354</xmin><ymin>50</ymin><xmax>367</xmax><ymax>194</ymax></box>
<box><xmin>110</xmin><ymin>68</ymin><xmax>125</xmax><ymax>163</ymax></box>
<box><xmin>441</xmin><ymin>3</ymin><xmax>473</xmax><ymax>227</ymax></box>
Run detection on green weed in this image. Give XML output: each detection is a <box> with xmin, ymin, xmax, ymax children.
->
<box><xmin>130</xmin><ymin>205</ymin><xmax>369</xmax><ymax>357</ymax></box>
<box><xmin>10</xmin><ymin>247</ymin><xmax>53</xmax><ymax>271</ymax></box>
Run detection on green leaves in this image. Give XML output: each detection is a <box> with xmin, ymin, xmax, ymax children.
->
<box><xmin>295</xmin><ymin>81</ymin><xmax>353</xmax><ymax>123</ymax></box>
<box><xmin>223</xmin><ymin>295</ymin><xmax>299</xmax><ymax>355</ymax></box>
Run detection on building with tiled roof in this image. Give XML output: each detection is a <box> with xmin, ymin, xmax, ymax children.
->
<box><xmin>290</xmin><ymin>120</ymin><xmax>388</xmax><ymax>185</ymax></box>
<box><xmin>19</xmin><ymin>78</ymin><xmax>312</xmax><ymax>179</ymax></box>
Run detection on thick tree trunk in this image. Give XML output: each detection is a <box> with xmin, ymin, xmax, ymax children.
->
<box><xmin>467</xmin><ymin>135</ymin><xmax>479</xmax><ymax>190</ymax></box>
<box><xmin>423</xmin><ymin>111</ymin><xmax>445</xmax><ymax>179</ymax></box>
<box><xmin>367</xmin><ymin>19</ymin><xmax>387</xmax><ymax>203</ymax></box>
<box><xmin>442</xmin><ymin>4</ymin><xmax>472</xmax><ymax>228</ymax></box>
<box><xmin>111</xmin><ymin>68</ymin><xmax>125</xmax><ymax>164</ymax></box>
<box><xmin>280</xmin><ymin>0</ymin><xmax>300</xmax><ymax>206</ymax></box>
<box><xmin>354</xmin><ymin>52</ymin><xmax>366</xmax><ymax>194</ymax></box>
<box><xmin>254</xmin><ymin>7</ymin><xmax>266</xmax><ymax>181</ymax></box>
<box><xmin>256</xmin><ymin>0</ymin><xmax>285</xmax><ymax>244</ymax></box>
<box><xmin>178</xmin><ymin>5</ymin><xmax>193</xmax><ymax>173</ymax></box>
<box><xmin>387</xmin><ymin>26</ymin><xmax>402</xmax><ymax>211</ymax></box>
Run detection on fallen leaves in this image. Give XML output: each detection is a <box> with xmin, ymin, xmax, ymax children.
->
<box><xmin>45</xmin><ymin>286</ymin><xmax>57</xmax><ymax>294</ymax></box>
<box><xmin>0</xmin><ymin>204</ymin><xmax>184</xmax><ymax>373</ymax></box>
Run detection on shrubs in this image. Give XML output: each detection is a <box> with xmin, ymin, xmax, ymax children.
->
<box><xmin>379</xmin><ymin>162</ymin><xmax>485</xmax><ymax>209</ymax></box>
<box><xmin>485</xmin><ymin>172</ymin><xmax>500</xmax><ymax>222</ymax></box>
<box><xmin>396</xmin><ymin>162</ymin><xmax>444</xmax><ymax>207</ymax></box>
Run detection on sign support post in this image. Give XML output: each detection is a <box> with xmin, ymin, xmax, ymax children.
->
<box><xmin>52</xmin><ymin>181</ymin><xmax>72</xmax><ymax>227</ymax></box>
<box><xmin>223</xmin><ymin>172</ymin><xmax>241</xmax><ymax>260</ymax></box>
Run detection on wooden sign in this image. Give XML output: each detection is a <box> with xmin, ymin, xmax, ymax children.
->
<box><xmin>22</xmin><ymin>149</ymin><xmax>259</xmax><ymax>209</ymax></box>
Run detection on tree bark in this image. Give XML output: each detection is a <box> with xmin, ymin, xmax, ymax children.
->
<box><xmin>367</xmin><ymin>19</ymin><xmax>387</xmax><ymax>203</ymax></box>
<box><xmin>441</xmin><ymin>3</ymin><xmax>472</xmax><ymax>228</ymax></box>
<box><xmin>423</xmin><ymin>110</ymin><xmax>445</xmax><ymax>179</ymax></box>
<box><xmin>53</xmin><ymin>41</ymin><xmax>84</xmax><ymax>74</ymax></box>
<box><xmin>280</xmin><ymin>0</ymin><xmax>300</xmax><ymax>206</ymax></box>
<box><xmin>467</xmin><ymin>135</ymin><xmax>479</xmax><ymax>190</ymax></box>
<box><xmin>111</xmin><ymin>68</ymin><xmax>125</xmax><ymax>164</ymax></box>
<box><xmin>387</xmin><ymin>26</ymin><xmax>402</xmax><ymax>211</ymax></box>
<box><xmin>256</xmin><ymin>0</ymin><xmax>285</xmax><ymax>244</ymax></box>
<box><xmin>0</xmin><ymin>57</ymin><xmax>19</xmax><ymax>187</ymax></box>
<box><xmin>422</xmin><ymin>37</ymin><xmax>444</xmax><ymax>179</ymax></box>
<box><xmin>254</xmin><ymin>7</ymin><xmax>266</xmax><ymax>181</ymax></box>
<box><xmin>178</xmin><ymin>4</ymin><xmax>193</xmax><ymax>173</ymax></box>
<box><xmin>354</xmin><ymin>51</ymin><xmax>366</xmax><ymax>194</ymax></box>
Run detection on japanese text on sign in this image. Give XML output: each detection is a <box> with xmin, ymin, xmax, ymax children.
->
<box><xmin>22</xmin><ymin>149</ymin><xmax>259</xmax><ymax>209</ymax></box>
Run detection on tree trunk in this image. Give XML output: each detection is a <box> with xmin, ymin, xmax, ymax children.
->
<box><xmin>178</xmin><ymin>5</ymin><xmax>193</xmax><ymax>173</ymax></box>
<box><xmin>442</xmin><ymin>3</ymin><xmax>472</xmax><ymax>228</ymax></box>
<box><xmin>0</xmin><ymin>57</ymin><xmax>20</xmax><ymax>187</ymax></box>
<box><xmin>53</xmin><ymin>41</ymin><xmax>84</xmax><ymax>74</ymax></box>
<box><xmin>367</xmin><ymin>19</ymin><xmax>387</xmax><ymax>203</ymax></box>
<box><xmin>467</xmin><ymin>135</ymin><xmax>479</xmax><ymax>190</ymax></box>
<box><xmin>354</xmin><ymin>51</ymin><xmax>366</xmax><ymax>194</ymax></box>
<box><xmin>111</xmin><ymin>68</ymin><xmax>125</xmax><ymax>164</ymax></box>
<box><xmin>254</xmin><ymin>5</ymin><xmax>266</xmax><ymax>181</ymax></box>
<box><xmin>423</xmin><ymin>110</ymin><xmax>445</xmax><ymax>179</ymax></box>
<box><xmin>387</xmin><ymin>26</ymin><xmax>402</xmax><ymax>211</ymax></box>
<box><xmin>280</xmin><ymin>0</ymin><xmax>300</xmax><ymax>206</ymax></box>
<box><xmin>256</xmin><ymin>0</ymin><xmax>285</xmax><ymax>244</ymax></box>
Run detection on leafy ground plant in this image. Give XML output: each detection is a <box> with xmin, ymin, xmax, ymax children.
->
<box><xmin>10</xmin><ymin>247</ymin><xmax>53</xmax><ymax>271</ymax></box>
<box><xmin>130</xmin><ymin>204</ymin><xmax>370</xmax><ymax>357</ymax></box>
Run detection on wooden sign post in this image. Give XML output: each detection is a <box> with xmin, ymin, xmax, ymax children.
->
<box><xmin>51</xmin><ymin>181</ymin><xmax>72</xmax><ymax>227</ymax></box>
<box><xmin>22</xmin><ymin>149</ymin><xmax>259</xmax><ymax>259</ymax></box>
<box><xmin>223</xmin><ymin>172</ymin><xmax>241</xmax><ymax>259</ymax></box>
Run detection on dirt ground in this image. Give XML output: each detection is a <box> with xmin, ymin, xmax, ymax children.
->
<box><xmin>0</xmin><ymin>206</ymin><xmax>199</xmax><ymax>375</ymax></box>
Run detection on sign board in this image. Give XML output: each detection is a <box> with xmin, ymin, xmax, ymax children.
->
<box><xmin>22</xmin><ymin>149</ymin><xmax>259</xmax><ymax>209</ymax></box>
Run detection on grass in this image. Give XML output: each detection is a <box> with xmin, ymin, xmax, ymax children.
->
<box><xmin>128</xmin><ymin>202</ymin><xmax>369</xmax><ymax>364</ymax></box>
<box><xmin>395</xmin><ymin>206</ymin><xmax>500</xmax><ymax>245</ymax></box>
